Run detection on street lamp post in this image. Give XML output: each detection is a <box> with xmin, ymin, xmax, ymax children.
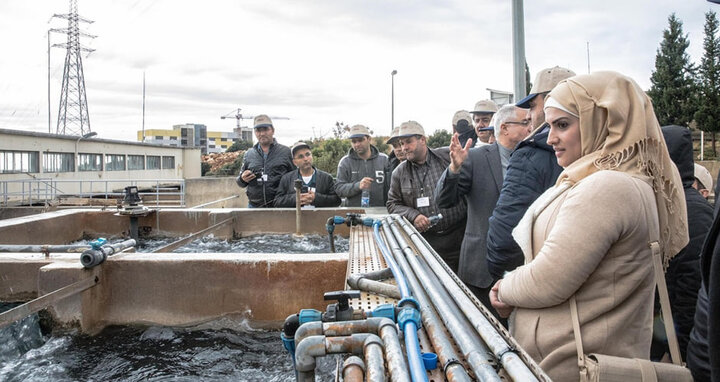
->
<box><xmin>75</xmin><ymin>132</ymin><xmax>97</xmax><ymax>171</ymax></box>
<box><xmin>391</xmin><ymin>70</ymin><xmax>397</xmax><ymax>132</ymax></box>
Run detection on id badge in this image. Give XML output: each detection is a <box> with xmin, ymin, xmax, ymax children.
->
<box><xmin>416</xmin><ymin>196</ymin><xmax>430</xmax><ymax>208</ymax></box>
<box><xmin>261</xmin><ymin>174</ymin><xmax>268</xmax><ymax>182</ymax></box>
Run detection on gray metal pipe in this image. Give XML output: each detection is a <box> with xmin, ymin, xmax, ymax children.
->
<box><xmin>380</xmin><ymin>221</ymin><xmax>474</xmax><ymax>382</ymax></box>
<box><xmin>0</xmin><ymin>244</ymin><xmax>90</xmax><ymax>253</ymax></box>
<box><xmin>343</xmin><ymin>356</ymin><xmax>365</xmax><ymax>382</ymax></box>
<box><xmin>358</xmin><ymin>267</ymin><xmax>395</xmax><ymax>281</ymax></box>
<box><xmin>383</xmin><ymin>218</ymin><xmax>496</xmax><ymax>381</ymax></box>
<box><xmin>295</xmin><ymin>333</ymin><xmax>385</xmax><ymax>382</ymax></box>
<box><xmin>392</xmin><ymin>215</ymin><xmax>542</xmax><ymax>382</ymax></box>
<box><xmin>347</xmin><ymin>274</ymin><xmax>401</xmax><ymax>299</ymax></box>
<box><xmin>295</xmin><ymin>318</ymin><xmax>409</xmax><ymax>382</ymax></box>
<box><xmin>294</xmin><ymin>179</ymin><xmax>302</xmax><ymax>236</ymax></box>
<box><xmin>80</xmin><ymin>239</ymin><xmax>136</xmax><ymax>269</ymax></box>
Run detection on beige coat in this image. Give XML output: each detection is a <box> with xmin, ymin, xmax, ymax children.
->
<box><xmin>498</xmin><ymin>170</ymin><xmax>658</xmax><ymax>381</ymax></box>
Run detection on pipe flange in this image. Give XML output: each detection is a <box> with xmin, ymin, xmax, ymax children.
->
<box><xmin>443</xmin><ymin>358</ymin><xmax>463</xmax><ymax>374</ymax></box>
<box><xmin>343</xmin><ymin>355</ymin><xmax>366</xmax><ymax>373</ymax></box>
<box><xmin>397</xmin><ymin>307</ymin><xmax>422</xmax><ymax>330</ymax></box>
<box><xmin>397</xmin><ymin>297</ymin><xmax>420</xmax><ymax>310</ymax></box>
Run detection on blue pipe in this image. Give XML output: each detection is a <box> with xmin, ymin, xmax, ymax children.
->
<box><xmin>373</xmin><ymin>219</ymin><xmax>427</xmax><ymax>382</ymax></box>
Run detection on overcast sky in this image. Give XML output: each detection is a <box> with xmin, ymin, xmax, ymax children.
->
<box><xmin>0</xmin><ymin>0</ymin><xmax>716</xmax><ymax>146</ymax></box>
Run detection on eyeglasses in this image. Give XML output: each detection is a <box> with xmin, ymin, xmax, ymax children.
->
<box><xmin>505</xmin><ymin>120</ymin><xmax>530</xmax><ymax>126</ymax></box>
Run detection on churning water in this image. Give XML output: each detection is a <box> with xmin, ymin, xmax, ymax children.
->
<box><xmin>0</xmin><ymin>303</ymin><xmax>340</xmax><ymax>381</ymax></box>
<box><xmin>2</xmin><ymin>234</ymin><xmax>349</xmax><ymax>381</ymax></box>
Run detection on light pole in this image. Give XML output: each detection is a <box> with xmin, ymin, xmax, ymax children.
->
<box><xmin>75</xmin><ymin>132</ymin><xmax>97</xmax><ymax>171</ymax></box>
<box><xmin>391</xmin><ymin>70</ymin><xmax>397</xmax><ymax>132</ymax></box>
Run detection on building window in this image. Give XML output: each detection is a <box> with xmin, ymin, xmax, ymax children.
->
<box><xmin>155</xmin><ymin>136</ymin><xmax>163</xmax><ymax>140</ymax></box>
<box><xmin>78</xmin><ymin>153</ymin><xmax>102</xmax><ymax>171</ymax></box>
<box><xmin>128</xmin><ymin>155</ymin><xmax>144</xmax><ymax>170</ymax></box>
<box><xmin>43</xmin><ymin>152</ymin><xmax>75</xmax><ymax>173</ymax></box>
<box><xmin>105</xmin><ymin>154</ymin><xmax>126</xmax><ymax>171</ymax></box>
<box><xmin>169</xmin><ymin>136</ymin><xmax>177</xmax><ymax>140</ymax></box>
<box><xmin>147</xmin><ymin>155</ymin><xmax>161</xmax><ymax>170</ymax></box>
<box><xmin>221</xmin><ymin>138</ymin><xmax>228</xmax><ymax>142</ymax></box>
<box><xmin>162</xmin><ymin>156</ymin><xmax>175</xmax><ymax>169</ymax></box>
<box><xmin>0</xmin><ymin>150</ymin><xmax>39</xmax><ymax>173</ymax></box>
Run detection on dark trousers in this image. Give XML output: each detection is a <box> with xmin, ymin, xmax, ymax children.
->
<box><xmin>421</xmin><ymin>218</ymin><xmax>466</xmax><ymax>274</ymax></box>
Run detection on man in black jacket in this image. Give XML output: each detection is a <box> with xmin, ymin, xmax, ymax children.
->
<box><xmin>486</xmin><ymin>66</ymin><xmax>574</xmax><ymax>279</ymax></box>
<box><xmin>387</xmin><ymin>125</ymin><xmax>405</xmax><ymax>173</ymax></box>
<box><xmin>660</xmin><ymin>126</ymin><xmax>713</xmax><ymax>375</ymax></box>
<box><xmin>274</xmin><ymin>142</ymin><xmax>340</xmax><ymax>208</ymax></box>
<box><xmin>235</xmin><ymin>115</ymin><xmax>294</xmax><ymax>207</ymax></box>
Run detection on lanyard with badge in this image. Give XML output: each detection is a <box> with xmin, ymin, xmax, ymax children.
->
<box><xmin>411</xmin><ymin>163</ymin><xmax>430</xmax><ymax>208</ymax></box>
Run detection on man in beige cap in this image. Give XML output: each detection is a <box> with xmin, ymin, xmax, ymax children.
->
<box><xmin>470</xmin><ymin>99</ymin><xmax>499</xmax><ymax>145</ymax></box>
<box><xmin>387</xmin><ymin>121</ymin><xmax>467</xmax><ymax>273</ymax></box>
<box><xmin>386</xmin><ymin>125</ymin><xmax>405</xmax><ymax>172</ymax></box>
<box><xmin>452</xmin><ymin>110</ymin><xmax>477</xmax><ymax>148</ymax></box>
<box><xmin>274</xmin><ymin>142</ymin><xmax>340</xmax><ymax>208</ymax></box>
<box><xmin>335</xmin><ymin>124</ymin><xmax>391</xmax><ymax>207</ymax></box>
<box><xmin>236</xmin><ymin>114</ymin><xmax>293</xmax><ymax>207</ymax></box>
<box><xmin>486</xmin><ymin>66</ymin><xmax>575</xmax><ymax>281</ymax></box>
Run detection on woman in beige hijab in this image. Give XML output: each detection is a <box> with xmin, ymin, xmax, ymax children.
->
<box><xmin>489</xmin><ymin>71</ymin><xmax>688</xmax><ymax>381</ymax></box>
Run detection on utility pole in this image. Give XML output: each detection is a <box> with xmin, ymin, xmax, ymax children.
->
<box><xmin>52</xmin><ymin>0</ymin><xmax>96</xmax><ymax>136</ymax></box>
<box><xmin>511</xmin><ymin>0</ymin><xmax>527</xmax><ymax>101</ymax></box>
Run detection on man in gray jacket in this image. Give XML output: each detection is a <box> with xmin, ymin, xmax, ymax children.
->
<box><xmin>335</xmin><ymin>124</ymin><xmax>391</xmax><ymax>207</ymax></box>
<box><xmin>388</xmin><ymin>121</ymin><xmax>467</xmax><ymax>272</ymax></box>
<box><xmin>435</xmin><ymin>105</ymin><xmax>531</xmax><ymax>321</ymax></box>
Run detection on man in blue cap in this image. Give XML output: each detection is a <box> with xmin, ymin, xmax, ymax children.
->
<box><xmin>486</xmin><ymin>66</ymin><xmax>575</xmax><ymax>279</ymax></box>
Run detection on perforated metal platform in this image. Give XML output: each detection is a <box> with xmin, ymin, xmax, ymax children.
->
<box><xmin>345</xmin><ymin>224</ymin><xmax>450</xmax><ymax>381</ymax></box>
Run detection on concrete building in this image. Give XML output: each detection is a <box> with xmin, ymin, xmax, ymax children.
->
<box><xmin>139</xmin><ymin>124</ymin><xmax>244</xmax><ymax>154</ymax></box>
<box><xmin>0</xmin><ymin>128</ymin><xmax>201</xmax><ymax>203</ymax></box>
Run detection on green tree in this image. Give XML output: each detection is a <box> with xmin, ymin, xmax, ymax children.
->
<box><xmin>426</xmin><ymin>129</ymin><xmax>452</xmax><ymax>148</ymax></box>
<box><xmin>525</xmin><ymin>62</ymin><xmax>533</xmax><ymax>95</ymax></box>
<box><xmin>372</xmin><ymin>137</ymin><xmax>389</xmax><ymax>155</ymax></box>
<box><xmin>695</xmin><ymin>10</ymin><xmax>720</xmax><ymax>156</ymax></box>
<box><xmin>311</xmin><ymin>138</ymin><xmax>351</xmax><ymax>176</ymax></box>
<box><xmin>226</xmin><ymin>140</ymin><xmax>253</xmax><ymax>152</ymax></box>
<box><xmin>648</xmin><ymin>13</ymin><xmax>698</xmax><ymax>127</ymax></box>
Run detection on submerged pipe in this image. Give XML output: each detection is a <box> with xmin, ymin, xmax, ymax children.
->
<box><xmin>347</xmin><ymin>274</ymin><xmax>401</xmax><ymax>299</ymax></box>
<box><xmin>0</xmin><ymin>244</ymin><xmax>90</xmax><ymax>254</ymax></box>
<box><xmin>294</xmin><ymin>179</ymin><xmax>303</xmax><ymax>236</ymax></box>
<box><xmin>381</xmin><ymin>218</ymin><xmax>481</xmax><ymax>382</ymax></box>
<box><xmin>295</xmin><ymin>333</ymin><xmax>385</xmax><ymax>382</ymax></box>
<box><xmin>392</xmin><ymin>215</ymin><xmax>541</xmax><ymax>382</ymax></box>
<box><xmin>295</xmin><ymin>318</ymin><xmax>409</xmax><ymax>382</ymax></box>
<box><xmin>372</xmin><ymin>220</ymin><xmax>426</xmax><ymax>382</ymax></box>
<box><xmin>343</xmin><ymin>356</ymin><xmax>365</xmax><ymax>382</ymax></box>
<box><xmin>80</xmin><ymin>239</ymin><xmax>136</xmax><ymax>269</ymax></box>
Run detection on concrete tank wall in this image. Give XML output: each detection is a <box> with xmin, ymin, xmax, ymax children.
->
<box><xmin>184</xmin><ymin>177</ymin><xmax>248</xmax><ymax>208</ymax></box>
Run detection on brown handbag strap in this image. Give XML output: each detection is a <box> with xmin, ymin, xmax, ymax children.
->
<box><xmin>569</xmin><ymin>295</ymin><xmax>588</xmax><ymax>377</ymax></box>
<box><xmin>650</xmin><ymin>241</ymin><xmax>683</xmax><ymax>366</ymax></box>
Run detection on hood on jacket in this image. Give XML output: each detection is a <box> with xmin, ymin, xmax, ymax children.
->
<box><xmin>661</xmin><ymin>125</ymin><xmax>695</xmax><ymax>189</ymax></box>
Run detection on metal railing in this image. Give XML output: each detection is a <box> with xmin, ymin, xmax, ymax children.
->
<box><xmin>0</xmin><ymin>178</ymin><xmax>185</xmax><ymax>207</ymax></box>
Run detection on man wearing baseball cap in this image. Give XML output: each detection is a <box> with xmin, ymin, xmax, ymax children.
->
<box><xmin>274</xmin><ymin>142</ymin><xmax>340</xmax><ymax>208</ymax></box>
<box><xmin>470</xmin><ymin>99</ymin><xmax>499</xmax><ymax>145</ymax></box>
<box><xmin>235</xmin><ymin>114</ymin><xmax>294</xmax><ymax>207</ymax></box>
<box><xmin>387</xmin><ymin>121</ymin><xmax>467</xmax><ymax>272</ymax></box>
<box><xmin>386</xmin><ymin>125</ymin><xmax>406</xmax><ymax>173</ymax></box>
<box><xmin>486</xmin><ymin>66</ymin><xmax>575</xmax><ymax>280</ymax></box>
<box><xmin>452</xmin><ymin>110</ymin><xmax>477</xmax><ymax>148</ymax></box>
<box><xmin>335</xmin><ymin>124</ymin><xmax>391</xmax><ymax>207</ymax></box>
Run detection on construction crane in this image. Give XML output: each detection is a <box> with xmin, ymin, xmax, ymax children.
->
<box><xmin>220</xmin><ymin>108</ymin><xmax>289</xmax><ymax>142</ymax></box>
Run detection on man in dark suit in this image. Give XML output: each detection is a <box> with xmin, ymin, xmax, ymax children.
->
<box><xmin>435</xmin><ymin>104</ymin><xmax>531</xmax><ymax>320</ymax></box>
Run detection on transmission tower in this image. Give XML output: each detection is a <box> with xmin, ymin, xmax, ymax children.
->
<box><xmin>52</xmin><ymin>0</ymin><xmax>96</xmax><ymax>136</ymax></box>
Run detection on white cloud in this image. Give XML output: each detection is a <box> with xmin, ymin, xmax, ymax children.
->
<box><xmin>0</xmin><ymin>0</ymin><xmax>715</xmax><ymax>145</ymax></box>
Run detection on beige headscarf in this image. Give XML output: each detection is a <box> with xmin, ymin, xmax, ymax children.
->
<box><xmin>545</xmin><ymin>71</ymin><xmax>688</xmax><ymax>266</ymax></box>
